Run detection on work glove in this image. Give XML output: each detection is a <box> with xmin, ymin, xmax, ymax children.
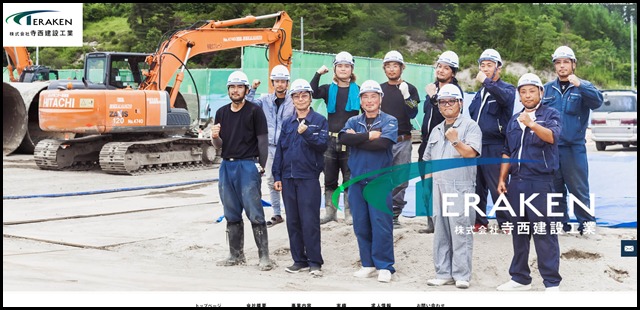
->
<box><xmin>399</xmin><ymin>81</ymin><xmax>410</xmax><ymax>99</ymax></box>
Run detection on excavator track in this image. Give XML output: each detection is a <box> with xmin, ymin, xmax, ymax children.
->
<box><xmin>34</xmin><ymin>136</ymin><xmax>111</xmax><ymax>171</ymax></box>
<box><xmin>99</xmin><ymin>137</ymin><xmax>216</xmax><ymax>175</ymax></box>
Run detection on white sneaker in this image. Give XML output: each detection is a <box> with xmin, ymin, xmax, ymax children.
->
<box><xmin>353</xmin><ymin>267</ymin><xmax>377</xmax><ymax>278</ymax></box>
<box><xmin>427</xmin><ymin>278</ymin><xmax>455</xmax><ymax>286</ymax></box>
<box><xmin>497</xmin><ymin>280</ymin><xmax>532</xmax><ymax>291</ymax></box>
<box><xmin>455</xmin><ymin>280</ymin><xmax>470</xmax><ymax>289</ymax></box>
<box><xmin>545</xmin><ymin>286</ymin><xmax>560</xmax><ymax>292</ymax></box>
<box><xmin>378</xmin><ymin>270</ymin><xmax>392</xmax><ymax>283</ymax></box>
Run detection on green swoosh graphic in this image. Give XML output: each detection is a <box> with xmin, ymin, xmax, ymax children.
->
<box><xmin>6</xmin><ymin>10</ymin><xmax>58</xmax><ymax>25</ymax></box>
<box><xmin>333</xmin><ymin>157</ymin><xmax>533</xmax><ymax>215</ymax></box>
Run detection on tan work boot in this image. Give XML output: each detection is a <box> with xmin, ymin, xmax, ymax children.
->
<box><xmin>320</xmin><ymin>189</ymin><xmax>337</xmax><ymax>224</ymax></box>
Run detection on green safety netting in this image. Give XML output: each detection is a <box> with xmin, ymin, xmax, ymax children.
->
<box><xmin>3</xmin><ymin>46</ymin><xmax>435</xmax><ymax>128</ymax></box>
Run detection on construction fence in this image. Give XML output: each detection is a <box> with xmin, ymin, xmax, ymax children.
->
<box><xmin>3</xmin><ymin>46</ymin><xmax>436</xmax><ymax>129</ymax></box>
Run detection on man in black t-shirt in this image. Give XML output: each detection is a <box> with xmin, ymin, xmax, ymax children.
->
<box><xmin>211</xmin><ymin>70</ymin><xmax>273</xmax><ymax>271</ymax></box>
<box><xmin>311</xmin><ymin>51</ymin><xmax>360</xmax><ymax>225</ymax></box>
<box><xmin>379</xmin><ymin>50</ymin><xmax>420</xmax><ymax>227</ymax></box>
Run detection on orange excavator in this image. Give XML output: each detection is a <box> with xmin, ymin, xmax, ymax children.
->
<box><xmin>35</xmin><ymin>11</ymin><xmax>293</xmax><ymax>175</ymax></box>
<box><xmin>3</xmin><ymin>47</ymin><xmax>61</xmax><ymax>156</ymax></box>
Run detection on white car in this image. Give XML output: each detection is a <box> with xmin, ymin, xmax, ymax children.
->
<box><xmin>590</xmin><ymin>90</ymin><xmax>637</xmax><ymax>151</ymax></box>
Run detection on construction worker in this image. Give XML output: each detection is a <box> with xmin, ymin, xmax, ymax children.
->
<box><xmin>542</xmin><ymin>46</ymin><xmax>603</xmax><ymax>234</ymax></box>
<box><xmin>497</xmin><ymin>73</ymin><xmax>562</xmax><ymax>291</ymax></box>
<box><xmin>379</xmin><ymin>50</ymin><xmax>420</xmax><ymax>228</ymax></box>
<box><xmin>247</xmin><ymin>65</ymin><xmax>295</xmax><ymax>228</ymax></box>
<box><xmin>272</xmin><ymin>79</ymin><xmax>328</xmax><ymax>276</ymax></box>
<box><xmin>339</xmin><ymin>80</ymin><xmax>398</xmax><ymax>283</ymax></box>
<box><xmin>468</xmin><ymin>48</ymin><xmax>516</xmax><ymax>232</ymax></box>
<box><xmin>311</xmin><ymin>51</ymin><xmax>360</xmax><ymax>225</ymax></box>
<box><xmin>417</xmin><ymin>50</ymin><xmax>463</xmax><ymax>234</ymax></box>
<box><xmin>423</xmin><ymin>84</ymin><xmax>481</xmax><ymax>290</ymax></box>
<box><xmin>211</xmin><ymin>71</ymin><xmax>273</xmax><ymax>271</ymax></box>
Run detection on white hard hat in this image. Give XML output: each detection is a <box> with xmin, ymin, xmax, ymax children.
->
<box><xmin>383</xmin><ymin>50</ymin><xmax>404</xmax><ymax>65</ymax></box>
<box><xmin>334</xmin><ymin>51</ymin><xmax>355</xmax><ymax>66</ymax></box>
<box><xmin>359</xmin><ymin>80</ymin><xmax>384</xmax><ymax>97</ymax></box>
<box><xmin>437</xmin><ymin>84</ymin><xmax>463</xmax><ymax>100</ymax></box>
<box><xmin>552</xmin><ymin>46</ymin><xmax>577</xmax><ymax>63</ymax></box>
<box><xmin>437</xmin><ymin>51</ymin><xmax>459</xmax><ymax>69</ymax></box>
<box><xmin>289</xmin><ymin>78</ymin><xmax>313</xmax><ymax>95</ymax></box>
<box><xmin>270</xmin><ymin>65</ymin><xmax>290</xmax><ymax>81</ymax></box>
<box><xmin>478</xmin><ymin>48</ymin><xmax>503</xmax><ymax>67</ymax></box>
<box><xmin>517</xmin><ymin>73</ymin><xmax>544</xmax><ymax>89</ymax></box>
<box><xmin>227</xmin><ymin>71</ymin><xmax>250</xmax><ymax>86</ymax></box>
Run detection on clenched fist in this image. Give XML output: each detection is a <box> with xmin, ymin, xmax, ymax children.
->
<box><xmin>567</xmin><ymin>74</ymin><xmax>581</xmax><ymax>87</ymax></box>
<box><xmin>252</xmin><ymin>79</ymin><xmax>261</xmax><ymax>89</ymax></box>
<box><xmin>444</xmin><ymin>127</ymin><xmax>459</xmax><ymax>143</ymax></box>
<box><xmin>476</xmin><ymin>71</ymin><xmax>488</xmax><ymax>84</ymax></box>
<box><xmin>297</xmin><ymin>119</ymin><xmax>308</xmax><ymax>134</ymax></box>
<box><xmin>317</xmin><ymin>65</ymin><xmax>329</xmax><ymax>75</ymax></box>
<box><xmin>426</xmin><ymin>83</ymin><xmax>437</xmax><ymax>98</ymax></box>
<box><xmin>212</xmin><ymin>123</ymin><xmax>221</xmax><ymax>139</ymax></box>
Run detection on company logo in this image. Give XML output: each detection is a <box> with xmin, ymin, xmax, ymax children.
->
<box><xmin>5</xmin><ymin>10</ymin><xmax>72</xmax><ymax>26</ymax></box>
<box><xmin>3</xmin><ymin>3</ymin><xmax>83</xmax><ymax>47</ymax></box>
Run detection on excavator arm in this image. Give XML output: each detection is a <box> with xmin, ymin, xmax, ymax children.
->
<box><xmin>138</xmin><ymin>11</ymin><xmax>293</xmax><ymax>108</ymax></box>
<box><xmin>4</xmin><ymin>46</ymin><xmax>34</xmax><ymax>82</ymax></box>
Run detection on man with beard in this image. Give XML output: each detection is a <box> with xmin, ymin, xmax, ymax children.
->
<box><xmin>247</xmin><ymin>65</ymin><xmax>295</xmax><ymax>228</ymax></box>
<box><xmin>379</xmin><ymin>50</ymin><xmax>420</xmax><ymax>227</ymax></box>
<box><xmin>541</xmin><ymin>46</ymin><xmax>603</xmax><ymax>234</ymax></box>
<box><xmin>212</xmin><ymin>71</ymin><xmax>273</xmax><ymax>271</ymax></box>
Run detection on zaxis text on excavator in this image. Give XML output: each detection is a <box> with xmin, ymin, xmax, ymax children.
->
<box><xmin>35</xmin><ymin>11</ymin><xmax>292</xmax><ymax>175</ymax></box>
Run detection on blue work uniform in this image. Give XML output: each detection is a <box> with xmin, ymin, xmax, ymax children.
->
<box><xmin>340</xmin><ymin>112</ymin><xmax>398</xmax><ymax>273</ymax></box>
<box><xmin>273</xmin><ymin>109</ymin><xmax>328</xmax><ymax>268</ymax></box>
<box><xmin>542</xmin><ymin>78</ymin><xmax>603</xmax><ymax>230</ymax></box>
<box><xmin>247</xmin><ymin>90</ymin><xmax>295</xmax><ymax>216</ymax></box>
<box><xmin>502</xmin><ymin>104</ymin><xmax>562</xmax><ymax>288</ymax></box>
<box><xmin>469</xmin><ymin>78</ymin><xmax>516</xmax><ymax>227</ymax></box>
<box><xmin>423</xmin><ymin>115</ymin><xmax>482</xmax><ymax>282</ymax></box>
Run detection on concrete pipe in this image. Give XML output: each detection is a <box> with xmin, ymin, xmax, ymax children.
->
<box><xmin>3</xmin><ymin>82</ymin><xmax>70</xmax><ymax>155</ymax></box>
<box><xmin>3</xmin><ymin>82</ymin><xmax>28</xmax><ymax>155</ymax></box>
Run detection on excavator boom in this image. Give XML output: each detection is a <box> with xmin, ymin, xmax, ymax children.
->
<box><xmin>35</xmin><ymin>11</ymin><xmax>293</xmax><ymax>175</ymax></box>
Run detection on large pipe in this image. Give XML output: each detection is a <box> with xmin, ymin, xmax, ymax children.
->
<box><xmin>3</xmin><ymin>81</ymin><xmax>68</xmax><ymax>155</ymax></box>
<box><xmin>3</xmin><ymin>82</ymin><xmax>27</xmax><ymax>155</ymax></box>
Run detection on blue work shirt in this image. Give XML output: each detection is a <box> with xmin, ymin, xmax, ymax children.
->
<box><xmin>502</xmin><ymin>105</ymin><xmax>562</xmax><ymax>181</ymax></box>
<box><xmin>541</xmin><ymin>78</ymin><xmax>603</xmax><ymax>146</ymax></box>
<box><xmin>469</xmin><ymin>78</ymin><xmax>516</xmax><ymax>145</ymax></box>
<box><xmin>247</xmin><ymin>90</ymin><xmax>295</xmax><ymax>146</ymax></box>
<box><xmin>341</xmin><ymin>112</ymin><xmax>398</xmax><ymax>183</ymax></box>
<box><xmin>272</xmin><ymin>109</ymin><xmax>328</xmax><ymax>181</ymax></box>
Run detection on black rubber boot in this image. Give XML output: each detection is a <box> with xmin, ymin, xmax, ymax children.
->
<box><xmin>418</xmin><ymin>216</ymin><xmax>435</xmax><ymax>234</ymax></box>
<box><xmin>217</xmin><ymin>221</ymin><xmax>246</xmax><ymax>266</ymax></box>
<box><xmin>343</xmin><ymin>191</ymin><xmax>352</xmax><ymax>225</ymax></box>
<box><xmin>252</xmin><ymin>223</ymin><xmax>274</xmax><ymax>271</ymax></box>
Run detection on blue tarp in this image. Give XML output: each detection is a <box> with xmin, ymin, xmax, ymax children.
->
<box><xmin>319</xmin><ymin>151</ymin><xmax>637</xmax><ymax>228</ymax></box>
